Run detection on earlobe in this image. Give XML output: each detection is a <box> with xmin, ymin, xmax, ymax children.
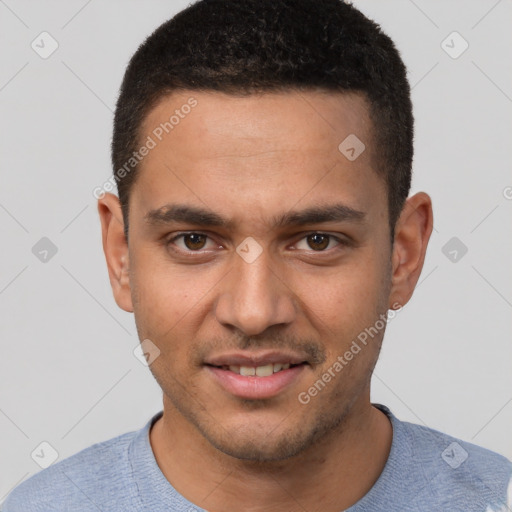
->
<box><xmin>97</xmin><ymin>193</ymin><xmax>134</xmax><ymax>313</ymax></box>
<box><xmin>388</xmin><ymin>192</ymin><xmax>433</xmax><ymax>309</ymax></box>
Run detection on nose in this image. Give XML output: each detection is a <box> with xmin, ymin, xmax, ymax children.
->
<box><xmin>214</xmin><ymin>249</ymin><xmax>297</xmax><ymax>336</ymax></box>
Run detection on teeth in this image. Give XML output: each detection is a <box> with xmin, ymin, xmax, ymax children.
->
<box><xmin>255</xmin><ymin>364</ymin><xmax>273</xmax><ymax>377</ymax></box>
<box><xmin>240</xmin><ymin>366</ymin><xmax>256</xmax><ymax>376</ymax></box>
<box><xmin>227</xmin><ymin>363</ymin><xmax>295</xmax><ymax>376</ymax></box>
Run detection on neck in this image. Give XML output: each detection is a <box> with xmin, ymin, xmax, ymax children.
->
<box><xmin>149</xmin><ymin>395</ymin><xmax>393</xmax><ymax>512</ymax></box>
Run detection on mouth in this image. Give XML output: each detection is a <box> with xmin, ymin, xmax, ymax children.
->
<box><xmin>206</xmin><ymin>362</ymin><xmax>304</xmax><ymax>376</ymax></box>
<box><xmin>203</xmin><ymin>353</ymin><xmax>310</xmax><ymax>399</ymax></box>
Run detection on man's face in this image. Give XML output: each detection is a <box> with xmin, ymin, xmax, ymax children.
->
<box><xmin>125</xmin><ymin>90</ymin><xmax>394</xmax><ymax>461</ymax></box>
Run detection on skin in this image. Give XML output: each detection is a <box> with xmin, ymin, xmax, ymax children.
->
<box><xmin>98</xmin><ymin>89</ymin><xmax>433</xmax><ymax>511</ymax></box>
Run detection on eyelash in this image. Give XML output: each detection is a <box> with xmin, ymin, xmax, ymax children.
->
<box><xmin>166</xmin><ymin>232</ymin><xmax>348</xmax><ymax>256</ymax></box>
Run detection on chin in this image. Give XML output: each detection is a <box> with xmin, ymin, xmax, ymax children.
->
<box><xmin>198</xmin><ymin>413</ymin><xmax>338</xmax><ymax>463</ymax></box>
<box><xmin>207</xmin><ymin>430</ymin><xmax>309</xmax><ymax>462</ymax></box>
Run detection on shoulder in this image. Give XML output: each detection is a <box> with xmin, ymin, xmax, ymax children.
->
<box><xmin>2</xmin><ymin>429</ymin><xmax>139</xmax><ymax>512</ymax></box>
<box><xmin>399</xmin><ymin>418</ymin><xmax>512</xmax><ymax>511</ymax></box>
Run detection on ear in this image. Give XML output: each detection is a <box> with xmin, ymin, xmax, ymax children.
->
<box><xmin>388</xmin><ymin>192</ymin><xmax>433</xmax><ymax>309</ymax></box>
<box><xmin>97</xmin><ymin>193</ymin><xmax>133</xmax><ymax>313</ymax></box>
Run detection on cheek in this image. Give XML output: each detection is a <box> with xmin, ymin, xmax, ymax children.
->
<box><xmin>130</xmin><ymin>253</ymin><xmax>229</xmax><ymax>377</ymax></box>
<box><xmin>293</xmin><ymin>253</ymin><xmax>387</xmax><ymax>336</ymax></box>
<box><xmin>131</xmin><ymin>250</ymin><xmax>218</xmax><ymax>329</ymax></box>
<box><xmin>130</xmin><ymin>266</ymin><xmax>200</xmax><ymax>379</ymax></box>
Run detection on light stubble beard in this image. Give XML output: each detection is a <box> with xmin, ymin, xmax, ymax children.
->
<box><xmin>153</xmin><ymin>342</ymin><xmax>381</xmax><ymax>465</ymax></box>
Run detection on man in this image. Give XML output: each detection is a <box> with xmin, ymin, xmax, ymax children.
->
<box><xmin>3</xmin><ymin>0</ymin><xmax>511</xmax><ymax>511</ymax></box>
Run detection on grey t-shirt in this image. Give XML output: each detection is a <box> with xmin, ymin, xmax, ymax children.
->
<box><xmin>2</xmin><ymin>404</ymin><xmax>511</xmax><ymax>511</ymax></box>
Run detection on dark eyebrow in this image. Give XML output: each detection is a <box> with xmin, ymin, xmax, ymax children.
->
<box><xmin>145</xmin><ymin>205</ymin><xmax>231</xmax><ymax>228</ymax></box>
<box><xmin>271</xmin><ymin>203</ymin><xmax>366</xmax><ymax>228</ymax></box>
<box><xmin>144</xmin><ymin>203</ymin><xmax>366</xmax><ymax>229</ymax></box>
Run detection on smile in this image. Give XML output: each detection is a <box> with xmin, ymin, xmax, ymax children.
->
<box><xmin>205</xmin><ymin>362</ymin><xmax>308</xmax><ymax>399</ymax></box>
<box><xmin>213</xmin><ymin>363</ymin><xmax>297</xmax><ymax>376</ymax></box>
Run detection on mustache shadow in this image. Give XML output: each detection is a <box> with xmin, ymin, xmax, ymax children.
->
<box><xmin>195</xmin><ymin>331</ymin><xmax>327</xmax><ymax>366</ymax></box>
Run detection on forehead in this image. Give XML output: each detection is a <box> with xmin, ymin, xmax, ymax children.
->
<box><xmin>131</xmin><ymin>89</ymin><xmax>385</xmax><ymax>230</ymax></box>
<box><xmin>141</xmin><ymin>89</ymin><xmax>373</xmax><ymax>157</ymax></box>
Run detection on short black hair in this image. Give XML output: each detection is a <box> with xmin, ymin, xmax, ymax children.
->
<box><xmin>112</xmin><ymin>0</ymin><xmax>413</xmax><ymax>241</ymax></box>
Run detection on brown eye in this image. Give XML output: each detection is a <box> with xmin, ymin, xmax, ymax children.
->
<box><xmin>306</xmin><ymin>234</ymin><xmax>330</xmax><ymax>251</ymax></box>
<box><xmin>183</xmin><ymin>233</ymin><xmax>207</xmax><ymax>250</ymax></box>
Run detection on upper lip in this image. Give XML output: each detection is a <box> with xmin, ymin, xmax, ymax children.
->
<box><xmin>204</xmin><ymin>350</ymin><xmax>309</xmax><ymax>367</ymax></box>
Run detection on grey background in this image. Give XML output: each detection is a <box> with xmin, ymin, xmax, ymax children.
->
<box><xmin>1</xmin><ymin>0</ymin><xmax>511</xmax><ymax>501</ymax></box>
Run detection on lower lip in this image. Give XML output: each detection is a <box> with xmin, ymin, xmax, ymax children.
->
<box><xmin>206</xmin><ymin>364</ymin><xmax>307</xmax><ymax>399</ymax></box>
